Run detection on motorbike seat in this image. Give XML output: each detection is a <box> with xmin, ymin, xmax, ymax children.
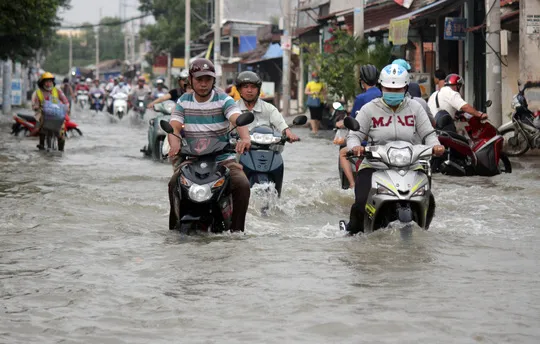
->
<box><xmin>445</xmin><ymin>131</ymin><xmax>470</xmax><ymax>145</ymax></box>
<box><xmin>17</xmin><ymin>114</ymin><xmax>37</xmax><ymax>123</ymax></box>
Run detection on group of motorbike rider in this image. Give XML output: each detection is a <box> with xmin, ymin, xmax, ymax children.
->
<box><xmin>32</xmin><ymin>54</ymin><xmax>490</xmax><ymax>234</ymax></box>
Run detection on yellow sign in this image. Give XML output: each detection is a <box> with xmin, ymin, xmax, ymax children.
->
<box><xmin>389</xmin><ymin>18</ymin><xmax>410</xmax><ymax>45</ymax></box>
<box><xmin>172</xmin><ymin>58</ymin><xmax>185</xmax><ymax>68</ymax></box>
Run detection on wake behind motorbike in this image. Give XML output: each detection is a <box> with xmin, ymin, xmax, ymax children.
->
<box><xmin>238</xmin><ymin>115</ymin><xmax>307</xmax><ymax>197</ymax></box>
<box><xmin>498</xmin><ymin>80</ymin><xmax>540</xmax><ymax>156</ymax></box>
<box><xmin>433</xmin><ymin>101</ymin><xmax>511</xmax><ymax>176</ymax></box>
<box><xmin>140</xmin><ymin>100</ymin><xmax>175</xmax><ymax>160</ymax></box>
<box><xmin>341</xmin><ymin>117</ymin><xmax>436</xmax><ymax>233</ymax></box>
<box><xmin>159</xmin><ymin>112</ymin><xmax>255</xmax><ymax>234</ymax></box>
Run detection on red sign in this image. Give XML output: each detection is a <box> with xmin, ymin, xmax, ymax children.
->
<box><xmin>394</xmin><ymin>0</ymin><xmax>414</xmax><ymax>8</ymax></box>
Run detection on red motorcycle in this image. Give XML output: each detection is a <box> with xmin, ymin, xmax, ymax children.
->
<box><xmin>11</xmin><ymin>113</ymin><xmax>82</xmax><ymax>137</ymax></box>
<box><xmin>433</xmin><ymin>104</ymin><xmax>512</xmax><ymax>176</ymax></box>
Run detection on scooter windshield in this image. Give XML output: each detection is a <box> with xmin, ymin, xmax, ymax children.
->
<box><xmin>181</xmin><ymin>137</ymin><xmax>229</xmax><ymax>157</ymax></box>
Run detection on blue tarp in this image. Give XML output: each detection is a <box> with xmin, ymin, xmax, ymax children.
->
<box><xmin>261</xmin><ymin>43</ymin><xmax>283</xmax><ymax>60</ymax></box>
<box><xmin>239</xmin><ymin>36</ymin><xmax>257</xmax><ymax>53</ymax></box>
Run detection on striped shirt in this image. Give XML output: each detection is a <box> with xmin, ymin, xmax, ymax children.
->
<box><xmin>170</xmin><ymin>89</ymin><xmax>240</xmax><ymax>160</ymax></box>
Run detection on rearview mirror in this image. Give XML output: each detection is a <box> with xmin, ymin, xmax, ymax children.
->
<box><xmin>236</xmin><ymin>111</ymin><xmax>254</xmax><ymax>127</ymax></box>
<box><xmin>485</xmin><ymin>100</ymin><xmax>492</xmax><ymax>108</ymax></box>
<box><xmin>292</xmin><ymin>115</ymin><xmax>308</xmax><ymax>126</ymax></box>
<box><xmin>343</xmin><ymin>116</ymin><xmax>360</xmax><ymax>131</ymax></box>
<box><xmin>160</xmin><ymin>120</ymin><xmax>174</xmax><ymax>134</ymax></box>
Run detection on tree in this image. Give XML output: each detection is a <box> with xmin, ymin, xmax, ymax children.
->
<box><xmin>302</xmin><ymin>29</ymin><xmax>392</xmax><ymax>104</ymax></box>
<box><xmin>42</xmin><ymin>17</ymin><xmax>126</xmax><ymax>74</ymax></box>
<box><xmin>138</xmin><ymin>0</ymin><xmax>209</xmax><ymax>58</ymax></box>
<box><xmin>0</xmin><ymin>0</ymin><xmax>71</xmax><ymax>61</ymax></box>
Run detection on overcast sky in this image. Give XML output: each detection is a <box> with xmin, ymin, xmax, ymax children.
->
<box><xmin>59</xmin><ymin>0</ymin><xmax>143</xmax><ymax>26</ymax></box>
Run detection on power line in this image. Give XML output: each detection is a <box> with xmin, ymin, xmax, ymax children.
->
<box><xmin>59</xmin><ymin>13</ymin><xmax>152</xmax><ymax>29</ymax></box>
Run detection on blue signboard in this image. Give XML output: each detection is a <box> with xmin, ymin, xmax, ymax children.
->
<box><xmin>444</xmin><ymin>17</ymin><xmax>467</xmax><ymax>41</ymax></box>
<box><xmin>11</xmin><ymin>79</ymin><xmax>22</xmax><ymax>106</ymax></box>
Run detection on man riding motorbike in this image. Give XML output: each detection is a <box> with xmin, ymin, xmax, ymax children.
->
<box><xmin>147</xmin><ymin>71</ymin><xmax>188</xmax><ymax>108</ymax></box>
<box><xmin>108</xmin><ymin>78</ymin><xmax>131</xmax><ymax>114</ymax></box>
<box><xmin>151</xmin><ymin>79</ymin><xmax>168</xmax><ymax>100</ymax></box>
<box><xmin>89</xmin><ymin>79</ymin><xmax>105</xmax><ymax>110</ymax></box>
<box><xmin>335</xmin><ymin>64</ymin><xmax>380</xmax><ymax>189</ymax></box>
<box><xmin>341</xmin><ymin>63</ymin><xmax>445</xmax><ymax>234</ymax></box>
<box><xmin>31</xmin><ymin>72</ymin><xmax>70</xmax><ymax>151</ymax></box>
<box><xmin>167</xmin><ymin>58</ymin><xmax>252</xmax><ymax>231</ymax></box>
<box><xmin>235</xmin><ymin>71</ymin><xmax>299</xmax><ymax>141</ymax></box>
<box><xmin>130</xmin><ymin>76</ymin><xmax>151</xmax><ymax>109</ymax></box>
<box><xmin>427</xmin><ymin>74</ymin><xmax>487</xmax><ymax>133</ymax></box>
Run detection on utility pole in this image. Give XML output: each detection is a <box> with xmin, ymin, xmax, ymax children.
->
<box><xmin>214</xmin><ymin>0</ymin><xmax>222</xmax><ymax>87</ymax></box>
<box><xmin>2</xmin><ymin>59</ymin><xmax>12</xmax><ymax>114</ymax></box>
<box><xmin>282</xmin><ymin>0</ymin><xmax>292</xmax><ymax>116</ymax></box>
<box><xmin>167</xmin><ymin>52</ymin><xmax>172</xmax><ymax>89</ymax></box>
<box><xmin>96</xmin><ymin>9</ymin><xmax>101</xmax><ymax>80</ymax></box>
<box><xmin>485</xmin><ymin>0</ymin><xmax>502</xmax><ymax>127</ymax></box>
<box><xmin>354</xmin><ymin>0</ymin><xmax>364</xmax><ymax>38</ymax></box>
<box><xmin>185</xmin><ymin>0</ymin><xmax>191</xmax><ymax>70</ymax></box>
<box><xmin>131</xmin><ymin>20</ymin><xmax>136</xmax><ymax>64</ymax></box>
<box><xmin>69</xmin><ymin>32</ymin><xmax>73</xmax><ymax>78</ymax></box>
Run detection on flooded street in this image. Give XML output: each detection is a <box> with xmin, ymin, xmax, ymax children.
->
<box><xmin>1</xmin><ymin>109</ymin><xmax>539</xmax><ymax>343</ymax></box>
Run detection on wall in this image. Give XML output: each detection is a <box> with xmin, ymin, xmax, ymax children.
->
<box><xmin>502</xmin><ymin>36</ymin><xmax>519</xmax><ymax>123</ymax></box>
<box><xmin>520</xmin><ymin>0</ymin><xmax>540</xmax><ymax>112</ymax></box>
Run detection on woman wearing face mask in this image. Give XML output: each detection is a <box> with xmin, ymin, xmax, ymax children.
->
<box><xmin>341</xmin><ymin>63</ymin><xmax>445</xmax><ymax>234</ymax></box>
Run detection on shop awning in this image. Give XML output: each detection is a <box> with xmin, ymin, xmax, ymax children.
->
<box><xmin>241</xmin><ymin>43</ymin><xmax>284</xmax><ymax>64</ymax></box>
<box><xmin>366</xmin><ymin>0</ymin><xmax>464</xmax><ymax>33</ymax></box>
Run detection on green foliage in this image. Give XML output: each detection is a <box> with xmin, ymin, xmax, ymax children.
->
<box><xmin>138</xmin><ymin>0</ymin><xmax>209</xmax><ymax>58</ymax></box>
<box><xmin>42</xmin><ymin>17</ymin><xmax>125</xmax><ymax>75</ymax></box>
<box><xmin>302</xmin><ymin>29</ymin><xmax>392</xmax><ymax>103</ymax></box>
<box><xmin>0</xmin><ymin>0</ymin><xmax>71</xmax><ymax>61</ymax></box>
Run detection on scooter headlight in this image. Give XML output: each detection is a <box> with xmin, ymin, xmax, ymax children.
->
<box><xmin>188</xmin><ymin>184</ymin><xmax>212</xmax><ymax>202</ymax></box>
<box><xmin>388</xmin><ymin>147</ymin><xmax>412</xmax><ymax>167</ymax></box>
<box><xmin>376</xmin><ymin>183</ymin><xmax>395</xmax><ymax>196</ymax></box>
<box><xmin>411</xmin><ymin>186</ymin><xmax>426</xmax><ymax>197</ymax></box>
<box><xmin>250</xmin><ymin>133</ymin><xmax>280</xmax><ymax>144</ymax></box>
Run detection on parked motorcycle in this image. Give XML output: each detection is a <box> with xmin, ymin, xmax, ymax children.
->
<box><xmin>433</xmin><ymin>101</ymin><xmax>511</xmax><ymax>176</ymax></box>
<box><xmin>76</xmin><ymin>90</ymin><xmax>89</xmax><ymax>110</ymax></box>
<box><xmin>11</xmin><ymin>113</ymin><xmax>82</xmax><ymax>137</ymax></box>
<box><xmin>140</xmin><ymin>100</ymin><xmax>175</xmax><ymax>160</ymax></box>
<box><xmin>498</xmin><ymin>80</ymin><xmax>540</xmax><ymax>156</ymax></box>
<box><xmin>112</xmin><ymin>93</ymin><xmax>128</xmax><ymax>119</ymax></box>
<box><xmin>159</xmin><ymin>111</ymin><xmax>255</xmax><ymax>234</ymax></box>
<box><xmin>340</xmin><ymin>117</ymin><xmax>436</xmax><ymax>233</ymax></box>
<box><xmin>238</xmin><ymin>115</ymin><xmax>307</xmax><ymax>197</ymax></box>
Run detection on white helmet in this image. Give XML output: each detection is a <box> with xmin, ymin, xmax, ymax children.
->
<box><xmin>379</xmin><ymin>64</ymin><xmax>409</xmax><ymax>88</ymax></box>
<box><xmin>86</xmin><ymin>78</ymin><xmax>92</xmax><ymax>83</ymax></box>
<box><xmin>179</xmin><ymin>69</ymin><xmax>189</xmax><ymax>79</ymax></box>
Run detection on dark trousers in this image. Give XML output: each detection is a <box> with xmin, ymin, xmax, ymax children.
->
<box><xmin>347</xmin><ymin>168</ymin><xmax>375</xmax><ymax>234</ymax></box>
<box><xmin>168</xmin><ymin>159</ymin><xmax>251</xmax><ymax>231</ymax></box>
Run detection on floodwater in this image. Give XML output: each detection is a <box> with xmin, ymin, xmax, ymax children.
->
<box><xmin>1</xmin><ymin>109</ymin><xmax>539</xmax><ymax>343</ymax></box>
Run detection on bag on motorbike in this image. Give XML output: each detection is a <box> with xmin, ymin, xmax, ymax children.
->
<box><xmin>333</xmin><ymin>128</ymin><xmax>348</xmax><ymax>145</ymax></box>
<box><xmin>42</xmin><ymin>100</ymin><xmax>66</xmax><ymax>132</ymax></box>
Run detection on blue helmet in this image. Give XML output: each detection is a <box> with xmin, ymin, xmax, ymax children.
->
<box><xmin>392</xmin><ymin>59</ymin><xmax>411</xmax><ymax>72</ymax></box>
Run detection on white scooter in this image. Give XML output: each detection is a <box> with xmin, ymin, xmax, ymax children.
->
<box><xmin>77</xmin><ymin>90</ymin><xmax>89</xmax><ymax>110</ymax></box>
<box><xmin>112</xmin><ymin>93</ymin><xmax>129</xmax><ymax>119</ymax></box>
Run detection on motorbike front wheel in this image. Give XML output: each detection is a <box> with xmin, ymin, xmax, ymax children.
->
<box><xmin>501</xmin><ymin>127</ymin><xmax>529</xmax><ymax>156</ymax></box>
<box><xmin>153</xmin><ymin>138</ymin><xmax>164</xmax><ymax>160</ymax></box>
